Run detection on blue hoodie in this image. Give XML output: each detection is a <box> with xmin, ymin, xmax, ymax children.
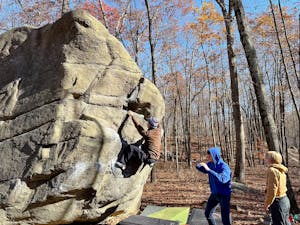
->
<box><xmin>196</xmin><ymin>147</ymin><xmax>232</xmax><ymax>196</ymax></box>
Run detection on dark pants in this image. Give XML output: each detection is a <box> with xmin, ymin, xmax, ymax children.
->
<box><xmin>205</xmin><ymin>194</ymin><xmax>231</xmax><ymax>225</ymax></box>
<box><xmin>117</xmin><ymin>141</ymin><xmax>148</xmax><ymax>165</ymax></box>
<box><xmin>270</xmin><ymin>196</ymin><xmax>291</xmax><ymax>225</ymax></box>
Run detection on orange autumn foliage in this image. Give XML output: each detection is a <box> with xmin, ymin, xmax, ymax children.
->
<box><xmin>189</xmin><ymin>2</ymin><xmax>224</xmax><ymax>44</ymax></box>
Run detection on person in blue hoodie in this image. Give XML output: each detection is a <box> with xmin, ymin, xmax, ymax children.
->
<box><xmin>195</xmin><ymin>147</ymin><xmax>232</xmax><ymax>225</ymax></box>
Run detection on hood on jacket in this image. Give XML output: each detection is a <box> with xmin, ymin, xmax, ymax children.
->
<box><xmin>270</xmin><ymin>163</ymin><xmax>288</xmax><ymax>173</ymax></box>
<box><xmin>208</xmin><ymin>147</ymin><xmax>222</xmax><ymax>165</ymax></box>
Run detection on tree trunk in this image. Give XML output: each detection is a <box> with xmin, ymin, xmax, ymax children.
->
<box><xmin>144</xmin><ymin>0</ymin><xmax>157</xmax><ymax>85</ymax></box>
<box><xmin>197</xmin><ymin>104</ymin><xmax>203</xmax><ymax>161</ymax></box>
<box><xmin>245</xmin><ymin>108</ymin><xmax>255</xmax><ymax>167</ymax></box>
<box><xmin>216</xmin><ymin>0</ymin><xmax>245</xmax><ymax>182</ymax></box>
<box><xmin>215</xmin><ymin>78</ymin><xmax>223</xmax><ymax>149</ymax></box>
<box><xmin>201</xmin><ymin>43</ymin><xmax>216</xmax><ymax>146</ymax></box>
<box><xmin>174</xmin><ymin>98</ymin><xmax>179</xmax><ymax>174</ymax></box>
<box><xmin>220</xmin><ymin>85</ymin><xmax>230</xmax><ymax>162</ymax></box>
<box><xmin>61</xmin><ymin>0</ymin><xmax>69</xmax><ymax>16</ymax></box>
<box><xmin>174</xmin><ymin>70</ymin><xmax>189</xmax><ymax>164</ymax></box>
<box><xmin>163</xmin><ymin>117</ymin><xmax>168</xmax><ymax>162</ymax></box>
<box><xmin>184</xmin><ymin>49</ymin><xmax>193</xmax><ymax>168</ymax></box>
<box><xmin>98</xmin><ymin>0</ymin><xmax>109</xmax><ymax>30</ymax></box>
<box><xmin>279</xmin><ymin>77</ymin><xmax>288</xmax><ymax>165</ymax></box>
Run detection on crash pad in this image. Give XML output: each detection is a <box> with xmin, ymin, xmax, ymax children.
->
<box><xmin>141</xmin><ymin>205</ymin><xmax>189</xmax><ymax>225</ymax></box>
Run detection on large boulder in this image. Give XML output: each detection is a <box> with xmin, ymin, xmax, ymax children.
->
<box><xmin>0</xmin><ymin>10</ymin><xmax>165</xmax><ymax>225</ymax></box>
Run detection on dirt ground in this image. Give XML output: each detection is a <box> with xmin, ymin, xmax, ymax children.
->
<box><xmin>141</xmin><ymin>157</ymin><xmax>300</xmax><ymax>225</ymax></box>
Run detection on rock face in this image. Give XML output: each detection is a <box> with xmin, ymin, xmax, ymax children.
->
<box><xmin>0</xmin><ymin>10</ymin><xmax>165</xmax><ymax>225</ymax></box>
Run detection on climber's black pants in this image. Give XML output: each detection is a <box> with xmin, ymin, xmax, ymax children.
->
<box><xmin>117</xmin><ymin>141</ymin><xmax>148</xmax><ymax>165</ymax></box>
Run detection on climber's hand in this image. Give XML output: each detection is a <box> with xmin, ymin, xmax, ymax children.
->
<box><xmin>128</xmin><ymin>110</ymin><xmax>133</xmax><ymax>117</ymax></box>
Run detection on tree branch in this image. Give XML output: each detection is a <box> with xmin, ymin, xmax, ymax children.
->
<box><xmin>98</xmin><ymin>0</ymin><xmax>109</xmax><ymax>30</ymax></box>
<box><xmin>115</xmin><ymin>0</ymin><xmax>131</xmax><ymax>40</ymax></box>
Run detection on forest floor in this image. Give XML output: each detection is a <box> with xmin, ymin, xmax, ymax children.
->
<box><xmin>141</xmin><ymin>150</ymin><xmax>300</xmax><ymax>225</ymax></box>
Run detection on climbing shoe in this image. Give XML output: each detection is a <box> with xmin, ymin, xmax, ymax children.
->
<box><xmin>115</xmin><ymin>162</ymin><xmax>126</xmax><ymax>170</ymax></box>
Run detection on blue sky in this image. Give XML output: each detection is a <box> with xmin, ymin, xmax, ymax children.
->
<box><xmin>0</xmin><ymin>0</ymin><xmax>298</xmax><ymax>33</ymax></box>
<box><xmin>242</xmin><ymin>0</ymin><xmax>299</xmax><ymax>13</ymax></box>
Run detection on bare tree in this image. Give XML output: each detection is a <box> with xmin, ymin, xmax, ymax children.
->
<box><xmin>173</xmin><ymin>98</ymin><xmax>179</xmax><ymax>174</ymax></box>
<box><xmin>144</xmin><ymin>0</ymin><xmax>157</xmax><ymax>85</ymax></box>
<box><xmin>114</xmin><ymin>0</ymin><xmax>131</xmax><ymax>40</ymax></box>
<box><xmin>98</xmin><ymin>0</ymin><xmax>109</xmax><ymax>29</ymax></box>
<box><xmin>126</xmin><ymin>5</ymin><xmax>146</xmax><ymax>64</ymax></box>
<box><xmin>215</xmin><ymin>0</ymin><xmax>246</xmax><ymax>183</ymax></box>
<box><xmin>61</xmin><ymin>0</ymin><xmax>69</xmax><ymax>16</ymax></box>
<box><xmin>201</xmin><ymin>43</ymin><xmax>216</xmax><ymax>146</ymax></box>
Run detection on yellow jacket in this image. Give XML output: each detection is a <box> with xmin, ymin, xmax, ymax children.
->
<box><xmin>265</xmin><ymin>163</ymin><xmax>288</xmax><ymax>206</ymax></box>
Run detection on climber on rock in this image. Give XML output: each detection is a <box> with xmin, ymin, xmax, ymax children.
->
<box><xmin>115</xmin><ymin>111</ymin><xmax>162</xmax><ymax>170</ymax></box>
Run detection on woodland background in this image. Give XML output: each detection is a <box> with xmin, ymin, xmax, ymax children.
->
<box><xmin>0</xmin><ymin>0</ymin><xmax>300</xmax><ymax>222</ymax></box>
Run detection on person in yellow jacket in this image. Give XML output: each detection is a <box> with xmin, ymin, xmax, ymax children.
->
<box><xmin>264</xmin><ymin>151</ymin><xmax>291</xmax><ymax>225</ymax></box>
